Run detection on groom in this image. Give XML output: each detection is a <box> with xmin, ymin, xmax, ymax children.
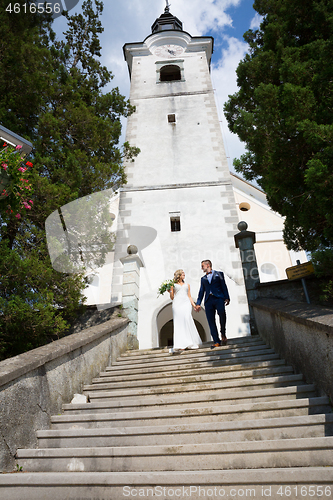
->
<box><xmin>195</xmin><ymin>260</ymin><xmax>230</xmax><ymax>348</ymax></box>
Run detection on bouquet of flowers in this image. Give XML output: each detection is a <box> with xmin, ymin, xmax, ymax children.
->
<box><xmin>0</xmin><ymin>142</ymin><xmax>34</xmax><ymax>218</ymax></box>
<box><xmin>158</xmin><ymin>279</ymin><xmax>175</xmax><ymax>297</ymax></box>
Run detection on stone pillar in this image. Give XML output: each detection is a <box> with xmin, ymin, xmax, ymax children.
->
<box><xmin>234</xmin><ymin>221</ymin><xmax>260</xmax><ymax>335</ymax></box>
<box><xmin>120</xmin><ymin>245</ymin><xmax>144</xmax><ymax>350</ymax></box>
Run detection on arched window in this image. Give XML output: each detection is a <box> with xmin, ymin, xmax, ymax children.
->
<box><xmin>239</xmin><ymin>202</ymin><xmax>251</xmax><ymax>212</ymax></box>
<box><xmin>160</xmin><ymin>64</ymin><xmax>181</xmax><ymax>82</ymax></box>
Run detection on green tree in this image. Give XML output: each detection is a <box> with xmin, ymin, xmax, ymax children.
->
<box><xmin>0</xmin><ymin>0</ymin><xmax>53</xmax><ymax>138</ymax></box>
<box><xmin>224</xmin><ymin>0</ymin><xmax>333</xmax><ymax>252</ymax></box>
<box><xmin>311</xmin><ymin>246</ymin><xmax>333</xmax><ymax>304</ymax></box>
<box><xmin>0</xmin><ymin>0</ymin><xmax>139</xmax><ymax>359</ymax></box>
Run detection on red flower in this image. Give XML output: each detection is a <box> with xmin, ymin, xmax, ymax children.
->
<box><xmin>26</xmin><ymin>161</ymin><xmax>33</xmax><ymax>167</ymax></box>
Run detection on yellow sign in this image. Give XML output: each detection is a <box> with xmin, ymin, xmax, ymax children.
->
<box><xmin>286</xmin><ymin>261</ymin><xmax>315</xmax><ymax>280</ymax></box>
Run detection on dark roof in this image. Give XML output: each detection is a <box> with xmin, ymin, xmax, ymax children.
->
<box><xmin>151</xmin><ymin>5</ymin><xmax>183</xmax><ymax>33</ymax></box>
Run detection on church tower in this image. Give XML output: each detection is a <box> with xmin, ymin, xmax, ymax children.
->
<box><xmin>112</xmin><ymin>3</ymin><xmax>250</xmax><ymax>348</ymax></box>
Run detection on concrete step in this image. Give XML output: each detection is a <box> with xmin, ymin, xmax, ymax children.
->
<box><xmin>83</xmin><ymin>364</ymin><xmax>295</xmax><ymax>392</ymax></box>
<box><xmin>98</xmin><ymin>352</ymin><xmax>282</xmax><ymax>379</ymax></box>
<box><xmin>37</xmin><ymin>413</ymin><xmax>333</xmax><ymax>449</ymax></box>
<box><xmin>50</xmin><ymin>397</ymin><xmax>331</xmax><ymax>430</ymax></box>
<box><xmin>115</xmin><ymin>336</ymin><xmax>264</xmax><ymax>358</ymax></box>
<box><xmin>1</xmin><ymin>468</ymin><xmax>333</xmax><ymax>500</ymax></box>
<box><xmin>86</xmin><ymin>373</ymin><xmax>306</xmax><ymax>401</ymax></box>
<box><xmin>107</xmin><ymin>346</ymin><xmax>277</xmax><ymax>373</ymax></box>
<box><xmin>107</xmin><ymin>351</ymin><xmax>282</xmax><ymax>376</ymax></box>
<box><xmin>63</xmin><ymin>384</ymin><xmax>317</xmax><ymax>414</ymax></box>
<box><xmin>16</xmin><ymin>436</ymin><xmax>333</xmax><ymax>472</ymax></box>
<box><xmin>94</xmin><ymin>357</ymin><xmax>285</xmax><ymax>384</ymax></box>
<box><xmin>6</xmin><ymin>332</ymin><xmax>333</xmax><ymax>499</ymax></box>
<box><xmin>117</xmin><ymin>335</ymin><xmax>263</xmax><ymax>358</ymax></box>
<box><xmin>110</xmin><ymin>343</ymin><xmax>272</xmax><ymax>368</ymax></box>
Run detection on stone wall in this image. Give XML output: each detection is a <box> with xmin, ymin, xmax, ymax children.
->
<box><xmin>0</xmin><ymin>314</ymin><xmax>128</xmax><ymax>472</ymax></box>
<box><xmin>256</xmin><ymin>276</ymin><xmax>333</xmax><ymax>308</ymax></box>
<box><xmin>252</xmin><ymin>298</ymin><xmax>333</xmax><ymax>404</ymax></box>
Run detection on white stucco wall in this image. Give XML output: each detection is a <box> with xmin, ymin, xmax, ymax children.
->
<box><xmin>120</xmin><ymin>185</ymin><xmax>250</xmax><ymax>348</ymax></box>
<box><xmin>232</xmin><ymin>175</ymin><xmax>308</xmax><ymax>282</ymax></box>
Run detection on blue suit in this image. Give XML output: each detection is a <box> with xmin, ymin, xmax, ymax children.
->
<box><xmin>196</xmin><ymin>270</ymin><xmax>230</xmax><ymax>344</ymax></box>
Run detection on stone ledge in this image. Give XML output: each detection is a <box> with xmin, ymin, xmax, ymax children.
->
<box><xmin>251</xmin><ymin>298</ymin><xmax>333</xmax><ymax>334</ymax></box>
<box><xmin>0</xmin><ymin>316</ymin><xmax>129</xmax><ymax>388</ymax></box>
<box><xmin>121</xmin><ymin>180</ymin><xmax>232</xmax><ymax>192</ymax></box>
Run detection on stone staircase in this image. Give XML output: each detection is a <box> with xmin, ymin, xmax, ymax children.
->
<box><xmin>1</xmin><ymin>335</ymin><xmax>333</xmax><ymax>499</ymax></box>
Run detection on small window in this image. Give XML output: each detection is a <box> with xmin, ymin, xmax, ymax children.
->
<box><xmin>161</xmin><ymin>24</ymin><xmax>173</xmax><ymax>31</ymax></box>
<box><xmin>160</xmin><ymin>65</ymin><xmax>181</xmax><ymax>82</ymax></box>
<box><xmin>168</xmin><ymin>114</ymin><xmax>176</xmax><ymax>123</ymax></box>
<box><xmin>239</xmin><ymin>202</ymin><xmax>251</xmax><ymax>212</ymax></box>
<box><xmin>170</xmin><ymin>217</ymin><xmax>181</xmax><ymax>232</ymax></box>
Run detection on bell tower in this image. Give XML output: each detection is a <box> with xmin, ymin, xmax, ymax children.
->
<box><xmin>112</xmin><ymin>4</ymin><xmax>250</xmax><ymax>348</ymax></box>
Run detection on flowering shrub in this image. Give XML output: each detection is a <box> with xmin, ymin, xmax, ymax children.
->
<box><xmin>0</xmin><ymin>142</ymin><xmax>34</xmax><ymax>218</ymax></box>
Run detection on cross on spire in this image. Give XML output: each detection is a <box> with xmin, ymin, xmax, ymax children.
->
<box><xmin>151</xmin><ymin>2</ymin><xmax>182</xmax><ymax>33</ymax></box>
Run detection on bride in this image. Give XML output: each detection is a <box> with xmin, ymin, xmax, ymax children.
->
<box><xmin>168</xmin><ymin>269</ymin><xmax>202</xmax><ymax>352</ymax></box>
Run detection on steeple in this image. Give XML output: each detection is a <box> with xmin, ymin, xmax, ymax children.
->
<box><xmin>151</xmin><ymin>1</ymin><xmax>183</xmax><ymax>33</ymax></box>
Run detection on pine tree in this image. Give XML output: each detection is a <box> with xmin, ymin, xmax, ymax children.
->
<box><xmin>224</xmin><ymin>0</ymin><xmax>333</xmax><ymax>252</ymax></box>
<box><xmin>0</xmin><ymin>0</ymin><xmax>139</xmax><ymax>359</ymax></box>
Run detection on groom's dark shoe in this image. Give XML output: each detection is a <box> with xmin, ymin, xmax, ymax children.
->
<box><xmin>221</xmin><ymin>336</ymin><xmax>227</xmax><ymax>345</ymax></box>
<box><xmin>210</xmin><ymin>342</ymin><xmax>221</xmax><ymax>349</ymax></box>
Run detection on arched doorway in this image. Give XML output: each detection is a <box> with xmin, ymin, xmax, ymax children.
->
<box><xmin>156</xmin><ymin>303</ymin><xmax>209</xmax><ymax>347</ymax></box>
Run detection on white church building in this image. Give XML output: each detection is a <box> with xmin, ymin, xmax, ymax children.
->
<box><xmin>81</xmin><ymin>5</ymin><xmax>307</xmax><ymax>349</ymax></box>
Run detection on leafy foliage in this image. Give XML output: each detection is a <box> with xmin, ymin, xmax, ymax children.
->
<box><xmin>0</xmin><ymin>144</ymin><xmax>34</xmax><ymax>217</ymax></box>
<box><xmin>158</xmin><ymin>279</ymin><xmax>176</xmax><ymax>297</ymax></box>
<box><xmin>224</xmin><ymin>0</ymin><xmax>333</xmax><ymax>252</ymax></box>
<box><xmin>0</xmin><ymin>0</ymin><xmax>53</xmax><ymax>137</ymax></box>
<box><xmin>0</xmin><ymin>232</ymin><xmax>85</xmax><ymax>358</ymax></box>
<box><xmin>311</xmin><ymin>246</ymin><xmax>333</xmax><ymax>304</ymax></box>
<box><xmin>0</xmin><ymin>0</ymin><xmax>139</xmax><ymax>360</ymax></box>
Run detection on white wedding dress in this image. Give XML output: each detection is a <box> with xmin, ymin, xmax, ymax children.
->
<box><xmin>172</xmin><ymin>283</ymin><xmax>202</xmax><ymax>349</ymax></box>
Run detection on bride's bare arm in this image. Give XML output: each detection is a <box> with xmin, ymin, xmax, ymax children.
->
<box><xmin>169</xmin><ymin>285</ymin><xmax>174</xmax><ymax>300</ymax></box>
<box><xmin>187</xmin><ymin>285</ymin><xmax>196</xmax><ymax>308</ymax></box>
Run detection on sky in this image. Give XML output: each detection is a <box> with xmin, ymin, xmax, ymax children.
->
<box><xmin>54</xmin><ymin>0</ymin><xmax>261</xmax><ymax>172</ymax></box>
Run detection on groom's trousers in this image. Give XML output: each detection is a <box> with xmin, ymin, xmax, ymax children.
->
<box><xmin>205</xmin><ymin>295</ymin><xmax>227</xmax><ymax>344</ymax></box>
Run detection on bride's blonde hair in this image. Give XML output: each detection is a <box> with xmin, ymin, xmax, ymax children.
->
<box><xmin>174</xmin><ymin>269</ymin><xmax>184</xmax><ymax>283</ymax></box>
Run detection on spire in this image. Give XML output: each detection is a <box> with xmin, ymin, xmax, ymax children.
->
<box><xmin>151</xmin><ymin>3</ymin><xmax>183</xmax><ymax>33</ymax></box>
